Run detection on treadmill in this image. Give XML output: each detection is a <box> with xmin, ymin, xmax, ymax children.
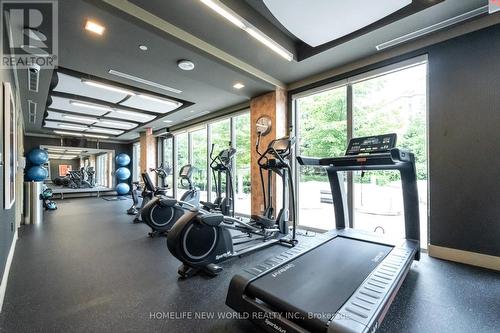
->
<box><xmin>226</xmin><ymin>134</ymin><xmax>420</xmax><ymax>333</ymax></box>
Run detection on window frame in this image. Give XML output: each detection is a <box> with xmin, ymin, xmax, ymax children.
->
<box><xmin>163</xmin><ymin>109</ymin><xmax>251</xmax><ymax>215</ymax></box>
<box><xmin>292</xmin><ymin>55</ymin><xmax>429</xmax><ymax>240</ymax></box>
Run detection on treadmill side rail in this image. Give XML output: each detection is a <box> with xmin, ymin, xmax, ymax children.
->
<box><xmin>329</xmin><ymin>244</ymin><xmax>418</xmax><ymax>333</ymax></box>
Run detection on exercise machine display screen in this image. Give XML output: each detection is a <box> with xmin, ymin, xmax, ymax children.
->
<box><xmin>179</xmin><ymin>165</ymin><xmax>190</xmax><ymax>177</ymax></box>
<box><xmin>346</xmin><ymin>133</ymin><xmax>397</xmax><ymax>155</ymax></box>
<box><xmin>270</xmin><ymin>137</ymin><xmax>291</xmax><ymax>153</ymax></box>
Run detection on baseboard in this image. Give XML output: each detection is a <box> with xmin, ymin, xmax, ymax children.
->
<box><xmin>428</xmin><ymin>244</ymin><xmax>500</xmax><ymax>271</ymax></box>
<box><xmin>0</xmin><ymin>229</ymin><xmax>18</xmax><ymax>312</ymax></box>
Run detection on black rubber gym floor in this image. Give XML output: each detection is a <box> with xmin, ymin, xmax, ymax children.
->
<box><xmin>1</xmin><ymin>198</ymin><xmax>499</xmax><ymax>333</ymax></box>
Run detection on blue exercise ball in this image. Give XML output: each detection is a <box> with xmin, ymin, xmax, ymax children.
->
<box><xmin>26</xmin><ymin>166</ymin><xmax>48</xmax><ymax>181</ymax></box>
<box><xmin>28</xmin><ymin>149</ymin><xmax>49</xmax><ymax>166</ymax></box>
<box><xmin>116</xmin><ymin>182</ymin><xmax>130</xmax><ymax>195</ymax></box>
<box><xmin>115</xmin><ymin>153</ymin><xmax>131</xmax><ymax>167</ymax></box>
<box><xmin>115</xmin><ymin>167</ymin><xmax>131</xmax><ymax>181</ymax></box>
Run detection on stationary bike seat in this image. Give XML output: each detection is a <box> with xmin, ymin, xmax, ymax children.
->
<box><xmin>251</xmin><ymin>215</ymin><xmax>275</xmax><ymax>228</ymax></box>
<box><xmin>200</xmin><ymin>201</ymin><xmax>218</xmax><ymax>211</ymax></box>
<box><xmin>198</xmin><ymin>213</ymin><xmax>224</xmax><ymax>227</ymax></box>
<box><xmin>155</xmin><ymin>188</ymin><xmax>169</xmax><ymax>196</ymax></box>
<box><xmin>158</xmin><ymin>198</ymin><xmax>178</xmax><ymax>207</ymax></box>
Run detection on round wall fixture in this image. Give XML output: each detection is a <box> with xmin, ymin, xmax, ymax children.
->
<box><xmin>178</xmin><ymin>59</ymin><xmax>195</xmax><ymax>71</ymax></box>
<box><xmin>139</xmin><ymin>45</ymin><xmax>148</xmax><ymax>51</ymax></box>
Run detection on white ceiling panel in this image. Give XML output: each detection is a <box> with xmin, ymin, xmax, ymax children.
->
<box><xmin>50</xmin><ymin>96</ymin><xmax>109</xmax><ymax>116</ymax></box>
<box><xmin>105</xmin><ymin>109</ymin><xmax>156</xmax><ymax>122</ymax></box>
<box><xmin>120</xmin><ymin>94</ymin><xmax>182</xmax><ymax>114</ymax></box>
<box><xmin>54</xmin><ymin>73</ymin><xmax>129</xmax><ymax>103</ymax></box>
<box><xmin>263</xmin><ymin>0</ymin><xmax>412</xmax><ymax>47</ymax></box>
<box><xmin>46</xmin><ymin>111</ymin><xmax>99</xmax><ymax>124</ymax></box>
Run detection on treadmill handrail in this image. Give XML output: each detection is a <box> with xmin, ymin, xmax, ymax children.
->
<box><xmin>296</xmin><ymin>148</ymin><xmax>420</xmax><ymax>249</ymax></box>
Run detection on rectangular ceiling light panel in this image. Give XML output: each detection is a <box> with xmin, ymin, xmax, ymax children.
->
<box><xmin>51</xmin><ymin>96</ymin><xmax>108</xmax><ymax>116</ymax></box>
<box><xmin>263</xmin><ymin>0</ymin><xmax>411</xmax><ymax>47</ymax></box>
<box><xmin>109</xmin><ymin>109</ymin><xmax>155</xmax><ymax>122</ymax></box>
<box><xmin>54</xmin><ymin>73</ymin><xmax>127</xmax><ymax>103</ymax></box>
<box><xmin>120</xmin><ymin>95</ymin><xmax>182</xmax><ymax>114</ymax></box>
<box><xmin>46</xmin><ymin>111</ymin><xmax>99</xmax><ymax>124</ymax></box>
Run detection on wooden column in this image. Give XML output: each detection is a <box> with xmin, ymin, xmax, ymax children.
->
<box><xmin>140</xmin><ymin>128</ymin><xmax>157</xmax><ymax>184</ymax></box>
<box><xmin>250</xmin><ymin>88</ymin><xmax>288</xmax><ymax>215</ymax></box>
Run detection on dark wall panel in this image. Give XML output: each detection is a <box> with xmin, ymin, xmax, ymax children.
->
<box><xmin>428</xmin><ymin>25</ymin><xmax>500</xmax><ymax>256</ymax></box>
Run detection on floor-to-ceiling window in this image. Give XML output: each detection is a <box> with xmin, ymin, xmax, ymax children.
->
<box><xmin>352</xmin><ymin>63</ymin><xmax>427</xmax><ymax>242</ymax></box>
<box><xmin>132</xmin><ymin>142</ymin><xmax>141</xmax><ymax>182</ymax></box>
<box><xmin>234</xmin><ymin>113</ymin><xmax>251</xmax><ymax>215</ymax></box>
<box><xmin>162</xmin><ymin>137</ymin><xmax>174</xmax><ymax>196</ymax></box>
<box><xmin>190</xmin><ymin>127</ymin><xmax>208</xmax><ymax>202</ymax></box>
<box><xmin>294</xmin><ymin>57</ymin><xmax>428</xmax><ymax>246</ymax></box>
<box><xmin>163</xmin><ymin>111</ymin><xmax>250</xmax><ymax>215</ymax></box>
<box><xmin>296</xmin><ymin>85</ymin><xmax>347</xmax><ymax>230</ymax></box>
<box><xmin>175</xmin><ymin>132</ymin><xmax>189</xmax><ymax>200</ymax></box>
<box><xmin>209</xmin><ymin>119</ymin><xmax>231</xmax><ymax>203</ymax></box>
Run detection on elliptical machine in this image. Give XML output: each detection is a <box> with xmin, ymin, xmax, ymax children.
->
<box><xmin>166</xmin><ymin>136</ymin><xmax>297</xmax><ymax>278</ymax></box>
<box><xmin>130</xmin><ymin>164</ymin><xmax>171</xmax><ymax>223</ymax></box>
<box><xmin>140</xmin><ymin>164</ymin><xmax>200</xmax><ymax>237</ymax></box>
<box><xmin>200</xmin><ymin>143</ymin><xmax>236</xmax><ymax>216</ymax></box>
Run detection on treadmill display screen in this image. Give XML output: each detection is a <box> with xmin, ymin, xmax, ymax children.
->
<box><xmin>346</xmin><ymin>133</ymin><xmax>397</xmax><ymax>155</ymax></box>
<box><xmin>246</xmin><ymin>237</ymin><xmax>393</xmax><ymax>332</ymax></box>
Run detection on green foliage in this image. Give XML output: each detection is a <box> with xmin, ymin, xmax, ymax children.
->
<box><xmin>297</xmin><ymin>65</ymin><xmax>428</xmax><ymax>183</ymax></box>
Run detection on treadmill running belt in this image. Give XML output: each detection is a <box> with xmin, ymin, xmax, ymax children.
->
<box><xmin>246</xmin><ymin>236</ymin><xmax>393</xmax><ymax>332</ymax></box>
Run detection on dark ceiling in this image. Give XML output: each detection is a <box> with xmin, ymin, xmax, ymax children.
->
<box><xmin>19</xmin><ymin>0</ymin><xmax>492</xmax><ymax>141</ymax></box>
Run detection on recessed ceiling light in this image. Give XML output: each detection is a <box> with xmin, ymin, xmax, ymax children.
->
<box><xmin>137</xmin><ymin>94</ymin><xmax>182</xmax><ymax>107</ymax></box>
<box><xmin>84</xmin><ymin>134</ymin><xmax>109</xmax><ymax>139</ymax></box>
<box><xmin>163</xmin><ymin>120</ymin><xmax>173</xmax><ymax>123</ymax></box>
<box><xmin>84</xmin><ymin>20</ymin><xmax>105</xmax><ymax>35</ymax></box>
<box><xmin>177</xmin><ymin>59</ymin><xmax>195</xmax><ymax>71</ymax></box>
<box><xmin>99</xmin><ymin>121</ymin><xmax>135</xmax><ymax>129</ymax></box>
<box><xmin>54</xmin><ymin>131</ymin><xmax>83</xmax><ymax>136</ymax></box>
<box><xmin>199</xmin><ymin>0</ymin><xmax>293</xmax><ymax>61</ymax></box>
<box><xmin>58</xmin><ymin>124</ymin><xmax>87</xmax><ymax>130</ymax></box>
<box><xmin>139</xmin><ymin>45</ymin><xmax>148</xmax><ymax>51</ymax></box>
<box><xmin>233</xmin><ymin>83</ymin><xmax>245</xmax><ymax>89</ymax></box>
<box><xmin>63</xmin><ymin>115</ymin><xmax>98</xmax><ymax>123</ymax></box>
<box><xmin>113</xmin><ymin>109</ymin><xmax>154</xmax><ymax>120</ymax></box>
<box><xmin>87</xmin><ymin>127</ymin><xmax>123</xmax><ymax>135</ymax></box>
<box><xmin>81</xmin><ymin>79</ymin><xmax>136</xmax><ymax>95</ymax></box>
<box><xmin>70</xmin><ymin>100</ymin><xmax>113</xmax><ymax>112</ymax></box>
<box><xmin>200</xmin><ymin>0</ymin><xmax>246</xmax><ymax>29</ymax></box>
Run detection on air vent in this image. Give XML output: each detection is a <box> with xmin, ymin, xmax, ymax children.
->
<box><xmin>28</xmin><ymin>100</ymin><xmax>37</xmax><ymax>124</ymax></box>
<box><xmin>184</xmin><ymin>111</ymin><xmax>209</xmax><ymax>121</ymax></box>
<box><xmin>28</xmin><ymin>64</ymin><xmax>40</xmax><ymax>92</ymax></box>
<box><xmin>108</xmin><ymin>69</ymin><xmax>182</xmax><ymax>94</ymax></box>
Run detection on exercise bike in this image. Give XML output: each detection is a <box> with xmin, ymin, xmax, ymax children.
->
<box><xmin>130</xmin><ymin>164</ymin><xmax>171</xmax><ymax>222</ymax></box>
<box><xmin>140</xmin><ymin>164</ymin><xmax>200</xmax><ymax>237</ymax></box>
<box><xmin>166</xmin><ymin>136</ymin><xmax>297</xmax><ymax>278</ymax></box>
<box><xmin>200</xmin><ymin>143</ymin><xmax>236</xmax><ymax>216</ymax></box>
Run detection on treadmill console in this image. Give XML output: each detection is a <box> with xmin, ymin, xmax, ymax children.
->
<box><xmin>346</xmin><ymin>133</ymin><xmax>397</xmax><ymax>155</ymax></box>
